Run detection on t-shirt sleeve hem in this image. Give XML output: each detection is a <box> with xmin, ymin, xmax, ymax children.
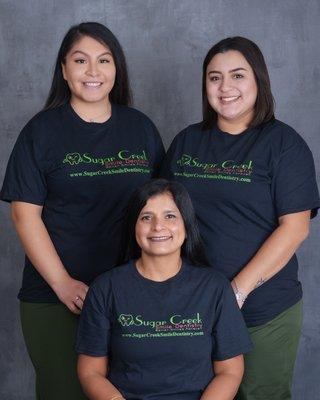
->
<box><xmin>277</xmin><ymin>203</ymin><xmax>320</xmax><ymax>219</ymax></box>
<box><xmin>0</xmin><ymin>194</ymin><xmax>44</xmax><ymax>206</ymax></box>
<box><xmin>76</xmin><ymin>347</ymin><xmax>108</xmax><ymax>357</ymax></box>
<box><xmin>212</xmin><ymin>343</ymin><xmax>253</xmax><ymax>361</ymax></box>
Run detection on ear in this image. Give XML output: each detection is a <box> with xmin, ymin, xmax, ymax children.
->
<box><xmin>61</xmin><ymin>63</ymin><xmax>67</xmax><ymax>80</ymax></box>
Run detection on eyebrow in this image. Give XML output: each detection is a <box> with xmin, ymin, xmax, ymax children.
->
<box><xmin>70</xmin><ymin>50</ymin><xmax>113</xmax><ymax>57</ymax></box>
<box><xmin>208</xmin><ymin>67</ymin><xmax>248</xmax><ymax>74</ymax></box>
<box><xmin>140</xmin><ymin>210</ymin><xmax>177</xmax><ymax>215</ymax></box>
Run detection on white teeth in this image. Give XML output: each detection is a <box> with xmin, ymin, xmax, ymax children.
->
<box><xmin>149</xmin><ymin>236</ymin><xmax>171</xmax><ymax>241</ymax></box>
<box><xmin>84</xmin><ymin>82</ymin><xmax>102</xmax><ymax>87</ymax></box>
<box><xmin>221</xmin><ymin>96</ymin><xmax>240</xmax><ymax>102</ymax></box>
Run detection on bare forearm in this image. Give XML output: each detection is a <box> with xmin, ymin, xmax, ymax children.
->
<box><xmin>13</xmin><ymin>213</ymin><xmax>69</xmax><ymax>288</ymax></box>
<box><xmin>234</xmin><ymin>212</ymin><xmax>310</xmax><ymax>298</ymax></box>
<box><xmin>80</xmin><ymin>374</ymin><xmax>124</xmax><ymax>400</ymax></box>
<box><xmin>12</xmin><ymin>202</ymin><xmax>88</xmax><ymax>312</ymax></box>
<box><xmin>200</xmin><ymin>372</ymin><xmax>241</xmax><ymax>400</ymax></box>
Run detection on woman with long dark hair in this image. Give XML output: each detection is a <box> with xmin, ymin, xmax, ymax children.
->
<box><xmin>162</xmin><ymin>37</ymin><xmax>319</xmax><ymax>399</ymax></box>
<box><xmin>76</xmin><ymin>179</ymin><xmax>252</xmax><ymax>400</ymax></box>
<box><xmin>1</xmin><ymin>22</ymin><xmax>164</xmax><ymax>399</ymax></box>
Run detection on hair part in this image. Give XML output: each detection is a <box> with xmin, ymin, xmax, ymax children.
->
<box><xmin>202</xmin><ymin>36</ymin><xmax>275</xmax><ymax>131</ymax></box>
<box><xmin>44</xmin><ymin>22</ymin><xmax>132</xmax><ymax>110</ymax></box>
<box><xmin>118</xmin><ymin>179</ymin><xmax>208</xmax><ymax>266</ymax></box>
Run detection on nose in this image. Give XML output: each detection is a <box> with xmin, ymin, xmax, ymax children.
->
<box><xmin>86</xmin><ymin>61</ymin><xmax>99</xmax><ymax>77</ymax></box>
<box><xmin>219</xmin><ymin>76</ymin><xmax>232</xmax><ymax>92</ymax></box>
<box><xmin>151</xmin><ymin>217</ymin><xmax>164</xmax><ymax>231</ymax></box>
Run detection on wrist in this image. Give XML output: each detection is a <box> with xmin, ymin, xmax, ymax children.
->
<box><xmin>231</xmin><ymin>279</ymin><xmax>248</xmax><ymax>304</ymax></box>
<box><xmin>50</xmin><ymin>270</ymin><xmax>71</xmax><ymax>291</ymax></box>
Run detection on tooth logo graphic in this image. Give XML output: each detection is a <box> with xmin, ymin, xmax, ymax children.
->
<box><xmin>63</xmin><ymin>152</ymin><xmax>83</xmax><ymax>165</ymax></box>
<box><xmin>118</xmin><ymin>314</ymin><xmax>134</xmax><ymax>326</ymax></box>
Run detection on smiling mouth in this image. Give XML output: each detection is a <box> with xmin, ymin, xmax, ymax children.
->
<box><xmin>83</xmin><ymin>82</ymin><xmax>103</xmax><ymax>87</ymax></box>
<box><xmin>148</xmin><ymin>236</ymin><xmax>172</xmax><ymax>242</ymax></box>
<box><xmin>220</xmin><ymin>96</ymin><xmax>241</xmax><ymax>103</ymax></box>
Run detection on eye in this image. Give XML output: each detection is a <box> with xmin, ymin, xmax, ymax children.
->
<box><xmin>99</xmin><ymin>58</ymin><xmax>111</xmax><ymax>63</ymax></box>
<box><xmin>233</xmin><ymin>73</ymin><xmax>244</xmax><ymax>79</ymax></box>
<box><xmin>140</xmin><ymin>215</ymin><xmax>151</xmax><ymax>221</ymax></box>
<box><xmin>165</xmin><ymin>213</ymin><xmax>176</xmax><ymax>219</ymax></box>
<box><xmin>209</xmin><ymin>75</ymin><xmax>220</xmax><ymax>82</ymax></box>
<box><xmin>74</xmin><ymin>59</ymin><xmax>86</xmax><ymax>64</ymax></box>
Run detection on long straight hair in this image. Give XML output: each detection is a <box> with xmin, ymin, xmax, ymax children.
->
<box><xmin>119</xmin><ymin>179</ymin><xmax>208</xmax><ymax>267</ymax></box>
<box><xmin>202</xmin><ymin>36</ymin><xmax>275</xmax><ymax>130</ymax></box>
<box><xmin>44</xmin><ymin>22</ymin><xmax>132</xmax><ymax>110</ymax></box>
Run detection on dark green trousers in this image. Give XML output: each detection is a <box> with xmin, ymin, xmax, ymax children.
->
<box><xmin>236</xmin><ymin>301</ymin><xmax>303</xmax><ymax>400</ymax></box>
<box><xmin>20</xmin><ymin>301</ymin><xmax>87</xmax><ymax>400</ymax></box>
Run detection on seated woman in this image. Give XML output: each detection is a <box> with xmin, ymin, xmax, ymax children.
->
<box><xmin>76</xmin><ymin>179</ymin><xmax>253</xmax><ymax>400</ymax></box>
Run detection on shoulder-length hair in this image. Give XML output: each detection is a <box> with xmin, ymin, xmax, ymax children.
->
<box><xmin>118</xmin><ymin>179</ymin><xmax>208</xmax><ymax>266</ymax></box>
<box><xmin>202</xmin><ymin>36</ymin><xmax>275</xmax><ymax>130</ymax></box>
<box><xmin>44</xmin><ymin>22</ymin><xmax>132</xmax><ymax>110</ymax></box>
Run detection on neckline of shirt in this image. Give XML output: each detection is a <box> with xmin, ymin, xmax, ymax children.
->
<box><xmin>130</xmin><ymin>259</ymin><xmax>187</xmax><ymax>287</ymax></box>
<box><xmin>64</xmin><ymin>102</ymin><xmax>116</xmax><ymax>133</ymax></box>
<box><xmin>212</xmin><ymin>124</ymin><xmax>257</xmax><ymax>139</ymax></box>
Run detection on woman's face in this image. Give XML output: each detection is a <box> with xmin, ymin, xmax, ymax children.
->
<box><xmin>206</xmin><ymin>50</ymin><xmax>258</xmax><ymax>130</ymax></box>
<box><xmin>62</xmin><ymin>35</ymin><xmax>116</xmax><ymax>107</ymax></box>
<box><xmin>135</xmin><ymin>192</ymin><xmax>186</xmax><ymax>259</ymax></box>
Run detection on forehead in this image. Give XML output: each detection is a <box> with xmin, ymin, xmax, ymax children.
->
<box><xmin>67</xmin><ymin>35</ymin><xmax>111</xmax><ymax>55</ymax></box>
<box><xmin>207</xmin><ymin>50</ymin><xmax>252</xmax><ymax>72</ymax></box>
<box><xmin>141</xmin><ymin>192</ymin><xmax>178</xmax><ymax>211</ymax></box>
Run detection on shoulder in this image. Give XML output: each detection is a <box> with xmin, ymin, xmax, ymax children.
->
<box><xmin>167</xmin><ymin>122</ymin><xmax>204</xmax><ymax>150</ymax></box>
<box><xmin>261</xmin><ymin>119</ymin><xmax>309</xmax><ymax>149</ymax></box>
<box><xmin>114</xmin><ymin>104</ymin><xmax>157</xmax><ymax>127</ymax></box>
<box><xmin>175</xmin><ymin>122</ymin><xmax>203</xmax><ymax>141</ymax></box>
<box><xmin>90</xmin><ymin>262</ymin><xmax>132</xmax><ymax>289</ymax></box>
<box><xmin>19</xmin><ymin>106</ymin><xmax>64</xmax><ymax>141</ymax></box>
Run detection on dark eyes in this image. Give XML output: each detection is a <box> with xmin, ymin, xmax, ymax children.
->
<box><xmin>74</xmin><ymin>58</ymin><xmax>111</xmax><ymax>64</ymax></box>
<box><xmin>140</xmin><ymin>214</ymin><xmax>177</xmax><ymax>221</ymax></box>
<box><xmin>208</xmin><ymin>74</ymin><xmax>244</xmax><ymax>82</ymax></box>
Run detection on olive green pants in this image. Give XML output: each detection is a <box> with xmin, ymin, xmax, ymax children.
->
<box><xmin>20</xmin><ymin>301</ymin><xmax>87</xmax><ymax>400</ymax></box>
<box><xmin>236</xmin><ymin>301</ymin><xmax>303</xmax><ymax>400</ymax></box>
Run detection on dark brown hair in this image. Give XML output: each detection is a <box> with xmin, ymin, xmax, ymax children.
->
<box><xmin>202</xmin><ymin>36</ymin><xmax>274</xmax><ymax>130</ymax></box>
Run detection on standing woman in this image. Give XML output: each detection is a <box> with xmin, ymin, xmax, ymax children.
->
<box><xmin>1</xmin><ymin>22</ymin><xmax>164</xmax><ymax>400</ymax></box>
<box><xmin>162</xmin><ymin>37</ymin><xmax>319</xmax><ymax>400</ymax></box>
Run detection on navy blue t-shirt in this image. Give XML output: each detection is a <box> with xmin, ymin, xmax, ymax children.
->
<box><xmin>76</xmin><ymin>260</ymin><xmax>252</xmax><ymax>400</ymax></box>
<box><xmin>0</xmin><ymin>103</ymin><xmax>164</xmax><ymax>302</ymax></box>
<box><xmin>161</xmin><ymin>120</ymin><xmax>319</xmax><ymax>327</ymax></box>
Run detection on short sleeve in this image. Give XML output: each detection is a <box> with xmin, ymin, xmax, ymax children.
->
<box><xmin>212</xmin><ymin>280</ymin><xmax>253</xmax><ymax>361</ymax></box>
<box><xmin>76</xmin><ymin>276</ymin><xmax>112</xmax><ymax>356</ymax></box>
<box><xmin>160</xmin><ymin>135</ymin><xmax>179</xmax><ymax>180</ymax></box>
<box><xmin>146</xmin><ymin>119</ymin><xmax>165</xmax><ymax>178</ymax></box>
<box><xmin>0</xmin><ymin>124</ymin><xmax>47</xmax><ymax>205</ymax></box>
<box><xmin>272</xmin><ymin>134</ymin><xmax>320</xmax><ymax>219</ymax></box>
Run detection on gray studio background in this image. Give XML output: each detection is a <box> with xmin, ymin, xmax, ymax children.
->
<box><xmin>0</xmin><ymin>1</ymin><xmax>319</xmax><ymax>399</ymax></box>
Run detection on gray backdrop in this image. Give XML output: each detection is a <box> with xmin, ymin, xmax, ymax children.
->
<box><xmin>0</xmin><ymin>1</ymin><xmax>319</xmax><ymax>399</ymax></box>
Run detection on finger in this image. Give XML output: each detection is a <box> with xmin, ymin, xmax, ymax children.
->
<box><xmin>69</xmin><ymin>303</ymin><xmax>81</xmax><ymax>315</ymax></box>
<box><xmin>74</xmin><ymin>297</ymin><xmax>84</xmax><ymax>310</ymax></box>
<box><xmin>83</xmin><ymin>285</ymin><xmax>89</xmax><ymax>293</ymax></box>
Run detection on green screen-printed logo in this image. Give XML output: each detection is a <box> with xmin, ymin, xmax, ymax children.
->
<box><xmin>118</xmin><ymin>314</ymin><xmax>135</xmax><ymax>326</ymax></box>
<box><xmin>176</xmin><ymin>154</ymin><xmax>253</xmax><ymax>183</ymax></box>
<box><xmin>63</xmin><ymin>152</ymin><xmax>83</xmax><ymax>165</ymax></box>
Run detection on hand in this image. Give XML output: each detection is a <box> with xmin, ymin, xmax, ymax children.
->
<box><xmin>52</xmin><ymin>275</ymin><xmax>89</xmax><ymax>314</ymax></box>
